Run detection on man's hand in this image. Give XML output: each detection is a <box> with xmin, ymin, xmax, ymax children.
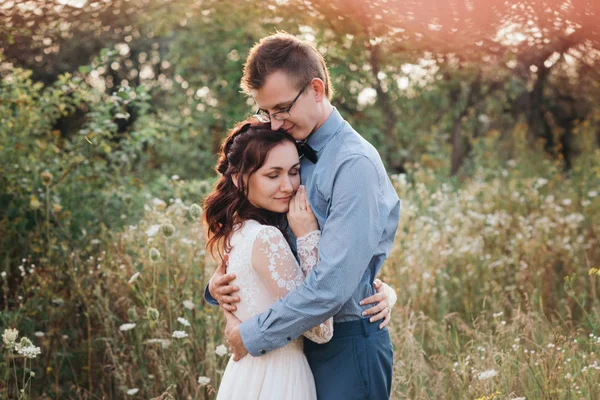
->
<box><xmin>208</xmin><ymin>255</ymin><xmax>240</xmax><ymax>312</ymax></box>
<box><xmin>223</xmin><ymin>310</ymin><xmax>248</xmax><ymax>361</ymax></box>
<box><xmin>359</xmin><ymin>278</ymin><xmax>396</xmax><ymax>329</ymax></box>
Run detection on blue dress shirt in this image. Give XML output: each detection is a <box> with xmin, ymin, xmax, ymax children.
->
<box><xmin>236</xmin><ymin>108</ymin><xmax>401</xmax><ymax>356</ymax></box>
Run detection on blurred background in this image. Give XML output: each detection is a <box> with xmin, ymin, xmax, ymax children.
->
<box><xmin>1</xmin><ymin>0</ymin><xmax>599</xmax><ymax>399</ymax></box>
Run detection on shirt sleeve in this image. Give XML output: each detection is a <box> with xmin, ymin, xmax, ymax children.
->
<box><xmin>203</xmin><ymin>282</ymin><xmax>219</xmax><ymax>306</ymax></box>
<box><xmin>239</xmin><ymin>155</ymin><xmax>386</xmax><ymax>356</ymax></box>
<box><xmin>251</xmin><ymin>227</ymin><xmax>333</xmax><ymax>345</ymax></box>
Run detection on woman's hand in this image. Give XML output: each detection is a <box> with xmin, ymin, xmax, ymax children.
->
<box><xmin>359</xmin><ymin>279</ymin><xmax>397</xmax><ymax>329</ymax></box>
<box><xmin>287</xmin><ymin>185</ymin><xmax>319</xmax><ymax>238</ymax></box>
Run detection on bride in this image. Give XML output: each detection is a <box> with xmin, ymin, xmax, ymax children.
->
<box><xmin>203</xmin><ymin>121</ymin><xmax>397</xmax><ymax>399</ymax></box>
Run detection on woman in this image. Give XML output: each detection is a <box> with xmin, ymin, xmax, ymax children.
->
<box><xmin>203</xmin><ymin>121</ymin><xmax>397</xmax><ymax>399</ymax></box>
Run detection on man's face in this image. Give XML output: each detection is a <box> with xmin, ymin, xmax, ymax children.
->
<box><xmin>253</xmin><ymin>70</ymin><xmax>318</xmax><ymax>141</ymax></box>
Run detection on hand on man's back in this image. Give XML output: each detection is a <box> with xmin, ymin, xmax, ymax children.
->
<box><xmin>209</xmin><ymin>254</ymin><xmax>241</xmax><ymax>312</ymax></box>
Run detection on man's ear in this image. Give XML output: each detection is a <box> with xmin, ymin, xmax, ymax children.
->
<box><xmin>309</xmin><ymin>78</ymin><xmax>325</xmax><ymax>102</ymax></box>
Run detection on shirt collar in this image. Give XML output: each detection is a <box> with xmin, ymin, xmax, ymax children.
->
<box><xmin>305</xmin><ymin>107</ymin><xmax>344</xmax><ymax>152</ymax></box>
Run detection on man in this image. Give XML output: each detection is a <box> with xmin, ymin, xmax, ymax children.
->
<box><xmin>206</xmin><ymin>33</ymin><xmax>401</xmax><ymax>399</ymax></box>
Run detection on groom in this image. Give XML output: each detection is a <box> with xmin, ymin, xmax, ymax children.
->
<box><xmin>206</xmin><ymin>33</ymin><xmax>401</xmax><ymax>399</ymax></box>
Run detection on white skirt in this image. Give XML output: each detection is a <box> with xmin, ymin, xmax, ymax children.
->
<box><xmin>217</xmin><ymin>341</ymin><xmax>317</xmax><ymax>400</ymax></box>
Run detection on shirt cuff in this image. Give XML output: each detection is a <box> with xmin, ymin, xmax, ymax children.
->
<box><xmin>239</xmin><ymin>316</ymin><xmax>273</xmax><ymax>357</ymax></box>
<box><xmin>203</xmin><ymin>281</ymin><xmax>219</xmax><ymax>306</ymax></box>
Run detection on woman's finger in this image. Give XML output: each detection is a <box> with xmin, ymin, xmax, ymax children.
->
<box><xmin>295</xmin><ymin>186</ymin><xmax>301</xmax><ymax>211</ymax></box>
<box><xmin>359</xmin><ymin>292</ymin><xmax>385</xmax><ymax>306</ymax></box>
<box><xmin>300</xmin><ymin>185</ymin><xmax>308</xmax><ymax>210</ymax></box>
<box><xmin>373</xmin><ymin>278</ymin><xmax>383</xmax><ymax>290</ymax></box>
<box><xmin>369</xmin><ymin>306</ymin><xmax>390</xmax><ymax>323</ymax></box>
<box><xmin>362</xmin><ymin>300</ymin><xmax>387</xmax><ymax>316</ymax></box>
<box><xmin>379</xmin><ymin>312</ymin><xmax>391</xmax><ymax>329</ymax></box>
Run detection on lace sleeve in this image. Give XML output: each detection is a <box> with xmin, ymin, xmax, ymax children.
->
<box><xmin>296</xmin><ymin>230</ymin><xmax>321</xmax><ymax>274</ymax></box>
<box><xmin>251</xmin><ymin>226</ymin><xmax>333</xmax><ymax>344</ymax></box>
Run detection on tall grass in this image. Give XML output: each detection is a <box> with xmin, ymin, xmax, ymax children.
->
<box><xmin>1</xmin><ymin>127</ymin><xmax>599</xmax><ymax>399</ymax></box>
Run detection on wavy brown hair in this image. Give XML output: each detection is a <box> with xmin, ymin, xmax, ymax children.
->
<box><xmin>203</xmin><ymin>120</ymin><xmax>297</xmax><ymax>260</ymax></box>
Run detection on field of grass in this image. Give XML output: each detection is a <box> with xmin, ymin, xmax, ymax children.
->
<box><xmin>2</xmin><ymin>139</ymin><xmax>599</xmax><ymax>399</ymax></box>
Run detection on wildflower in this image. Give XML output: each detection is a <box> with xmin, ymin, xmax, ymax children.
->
<box><xmin>146</xmin><ymin>307</ymin><xmax>160</xmax><ymax>321</ymax></box>
<box><xmin>171</xmin><ymin>175</ymin><xmax>180</xmax><ymax>181</ymax></box>
<box><xmin>41</xmin><ymin>171</ymin><xmax>53</xmax><ymax>186</ymax></box>
<box><xmin>17</xmin><ymin>345</ymin><xmax>41</xmax><ymax>359</ymax></box>
<box><xmin>177</xmin><ymin>317</ymin><xmax>191</xmax><ymax>327</ymax></box>
<box><xmin>30</xmin><ymin>197</ymin><xmax>41</xmax><ymax>210</ymax></box>
<box><xmin>34</xmin><ymin>331</ymin><xmax>44</xmax><ymax>337</ymax></box>
<box><xmin>119</xmin><ymin>323</ymin><xmax>136</xmax><ymax>332</ymax></box>
<box><xmin>589</xmin><ymin>268</ymin><xmax>600</xmax><ymax>277</ymax></box>
<box><xmin>0</xmin><ymin>271</ymin><xmax>5</xmax><ymax>278</ymax></box>
<box><xmin>128</xmin><ymin>272</ymin><xmax>141</xmax><ymax>284</ymax></box>
<box><xmin>589</xmin><ymin>191</ymin><xmax>598</xmax><ymax>198</ymax></box>
<box><xmin>149</xmin><ymin>248</ymin><xmax>160</xmax><ymax>262</ymax></box>
<box><xmin>172</xmin><ymin>330</ymin><xmax>188</xmax><ymax>339</ymax></box>
<box><xmin>215</xmin><ymin>344</ymin><xmax>228</xmax><ymax>357</ymax></box>
<box><xmin>534</xmin><ymin>178</ymin><xmax>548</xmax><ymax>188</ymax></box>
<box><xmin>198</xmin><ymin>376</ymin><xmax>211</xmax><ymax>386</ymax></box>
<box><xmin>126</xmin><ymin>388</ymin><xmax>139</xmax><ymax>395</ymax></box>
<box><xmin>189</xmin><ymin>203</ymin><xmax>203</xmax><ymax>219</ymax></box>
<box><xmin>477</xmin><ymin>369</ymin><xmax>498</xmax><ymax>380</ymax></box>
<box><xmin>2</xmin><ymin>328</ymin><xmax>19</xmax><ymax>349</ymax></box>
<box><xmin>160</xmin><ymin>222</ymin><xmax>176</xmax><ymax>237</ymax></box>
<box><xmin>14</xmin><ymin>337</ymin><xmax>33</xmax><ymax>352</ymax></box>
<box><xmin>152</xmin><ymin>198</ymin><xmax>167</xmax><ymax>209</ymax></box>
<box><xmin>146</xmin><ymin>225</ymin><xmax>160</xmax><ymax>237</ymax></box>
<box><xmin>182</xmin><ymin>300</ymin><xmax>195</xmax><ymax>310</ymax></box>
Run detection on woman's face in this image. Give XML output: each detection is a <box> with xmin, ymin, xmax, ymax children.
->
<box><xmin>246</xmin><ymin>141</ymin><xmax>300</xmax><ymax>213</ymax></box>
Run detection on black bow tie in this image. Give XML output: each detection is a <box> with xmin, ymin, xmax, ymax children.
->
<box><xmin>296</xmin><ymin>140</ymin><xmax>318</xmax><ymax>163</ymax></box>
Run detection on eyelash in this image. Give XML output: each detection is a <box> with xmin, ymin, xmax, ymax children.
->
<box><xmin>268</xmin><ymin>171</ymin><xmax>299</xmax><ymax>179</ymax></box>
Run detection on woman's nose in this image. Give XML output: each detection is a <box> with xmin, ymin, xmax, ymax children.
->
<box><xmin>280</xmin><ymin>176</ymin><xmax>293</xmax><ymax>192</ymax></box>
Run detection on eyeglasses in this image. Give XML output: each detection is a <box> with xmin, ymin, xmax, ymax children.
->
<box><xmin>253</xmin><ymin>83</ymin><xmax>308</xmax><ymax>123</ymax></box>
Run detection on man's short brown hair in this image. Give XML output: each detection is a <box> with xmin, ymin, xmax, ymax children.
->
<box><xmin>241</xmin><ymin>32</ymin><xmax>333</xmax><ymax>100</ymax></box>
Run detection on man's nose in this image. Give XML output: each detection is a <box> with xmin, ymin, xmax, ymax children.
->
<box><xmin>270</xmin><ymin>118</ymin><xmax>285</xmax><ymax>130</ymax></box>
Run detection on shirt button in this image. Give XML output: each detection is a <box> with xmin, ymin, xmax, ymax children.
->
<box><xmin>287</xmin><ymin>337</ymin><xmax>291</xmax><ymax>341</ymax></box>
<box><xmin>260</xmin><ymin>350</ymin><xmax>266</xmax><ymax>354</ymax></box>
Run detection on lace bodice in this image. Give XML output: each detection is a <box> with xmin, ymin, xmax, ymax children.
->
<box><xmin>226</xmin><ymin>220</ymin><xmax>333</xmax><ymax>344</ymax></box>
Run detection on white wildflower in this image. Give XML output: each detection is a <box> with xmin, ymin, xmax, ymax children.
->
<box><xmin>588</xmin><ymin>191</ymin><xmax>598</xmax><ymax>198</ymax></box>
<box><xmin>177</xmin><ymin>317</ymin><xmax>191</xmax><ymax>327</ymax></box>
<box><xmin>17</xmin><ymin>345</ymin><xmax>41</xmax><ymax>359</ymax></box>
<box><xmin>198</xmin><ymin>376</ymin><xmax>211</xmax><ymax>386</ymax></box>
<box><xmin>172</xmin><ymin>330</ymin><xmax>188</xmax><ymax>339</ymax></box>
<box><xmin>171</xmin><ymin>175</ymin><xmax>180</xmax><ymax>181</ymax></box>
<box><xmin>119</xmin><ymin>323</ymin><xmax>136</xmax><ymax>332</ymax></box>
<box><xmin>1</xmin><ymin>271</ymin><xmax>6</xmax><ymax>278</ymax></box>
<box><xmin>126</xmin><ymin>388</ymin><xmax>139</xmax><ymax>395</ymax></box>
<box><xmin>34</xmin><ymin>331</ymin><xmax>44</xmax><ymax>337</ymax></box>
<box><xmin>151</xmin><ymin>198</ymin><xmax>167</xmax><ymax>208</ymax></box>
<box><xmin>182</xmin><ymin>300</ymin><xmax>195</xmax><ymax>310</ymax></box>
<box><xmin>215</xmin><ymin>344</ymin><xmax>228</xmax><ymax>357</ymax></box>
<box><xmin>2</xmin><ymin>328</ymin><xmax>19</xmax><ymax>349</ymax></box>
<box><xmin>511</xmin><ymin>397</ymin><xmax>526</xmax><ymax>400</ymax></box>
<box><xmin>128</xmin><ymin>272</ymin><xmax>141</xmax><ymax>284</ymax></box>
<box><xmin>534</xmin><ymin>178</ymin><xmax>548</xmax><ymax>188</ymax></box>
<box><xmin>477</xmin><ymin>369</ymin><xmax>498</xmax><ymax>380</ymax></box>
<box><xmin>146</xmin><ymin>224</ymin><xmax>160</xmax><ymax>237</ymax></box>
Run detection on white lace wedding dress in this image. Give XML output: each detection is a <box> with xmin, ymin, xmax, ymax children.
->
<box><xmin>216</xmin><ymin>220</ymin><xmax>333</xmax><ymax>400</ymax></box>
